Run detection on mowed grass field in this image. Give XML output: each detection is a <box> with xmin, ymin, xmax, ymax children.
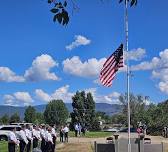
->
<box><xmin>57</xmin><ymin>143</ymin><xmax>93</xmax><ymax>152</ymax></box>
<box><xmin>0</xmin><ymin>141</ymin><xmax>8</xmax><ymax>152</ymax></box>
<box><xmin>69</xmin><ymin>131</ymin><xmax>112</xmax><ymax>138</ymax></box>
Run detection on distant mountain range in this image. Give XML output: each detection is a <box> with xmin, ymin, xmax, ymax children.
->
<box><xmin>0</xmin><ymin>103</ymin><xmax>123</xmax><ymax>119</ymax></box>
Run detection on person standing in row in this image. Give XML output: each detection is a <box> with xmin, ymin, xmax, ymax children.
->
<box><xmin>74</xmin><ymin>123</ymin><xmax>78</xmax><ymax>137</ymax></box>
<box><xmin>19</xmin><ymin>125</ymin><xmax>28</xmax><ymax>152</ymax></box>
<box><xmin>25</xmin><ymin>124</ymin><xmax>33</xmax><ymax>152</ymax></box>
<box><xmin>8</xmin><ymin>127</ymin><xmax>20</xmax><ymax>152</ymax></box>
<box><xmin>51</xmin><ymin>125</ymin><xmax>57</xmax><ymax>152</ymax></box>
<box><xmin>46</xmin><ymin>127</ymin><xmax>54</xmax><ymax>152</ymax></box>
<box><xmin>40</xmin><ymin>125</ymin><xmax>46</xmax><ymax>152</ymax></box>
<box><xmin>59</xmin><ymin>126</ymin><xmax>64</xmax><ymax>142</ymax></box>
<box><xmin>63</xmin><ymin>125</ymin><xmax>69</xmax><ymax>142</ymax></box>
<box><xmin>32</xmin><ymin>125</ymin><xmax>41</xmax><ymax>149</ymax></box>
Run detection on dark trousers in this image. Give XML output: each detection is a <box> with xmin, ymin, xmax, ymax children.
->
<box><xmin>60</xmin><ymin>133</ymin><xmax>63</xmax><ymax>142</ymax></box>
<box><xmin>75</xmin><ymin>130</ymin><xmax>78</xmax><ymax>137</ymax></box>
<box><xmin>33</xmin><ymin>138</ymin><xmax>38</xmax><ymax>148</ymax></box>
<box><xmin>26</xmin><ymin>139</ymin><xmax>31</xmax><ymax>152</ymax></box>
<box><xmin>52</xmin><ymin>136</ymin><xmax>56</xmax><ymax>152</ymax></box>
<box><xmin>19</xmin><ymin>140</ymin><xmax>26</xmax><ymax>152</ymax></box>
<box><xmin>41</xmin><ymin>138</ymin><xmax>46</xmax><ymax>152</ymax></box>
<box><xmin>8</xmin><ymin>143</ymin><xmax>15</xmax><ymax>152</ymax></box>
<box><xmin>64</xmin><ymin>132</ymin><xmax>68</xmax><ymax>142</ymax></box>
<box><xmin>46</xmin><ymin>142</ymin><xmax>52</xmax><ymax>152</ymax></box>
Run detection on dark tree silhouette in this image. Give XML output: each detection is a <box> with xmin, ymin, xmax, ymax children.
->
<box><xmin>48</xmin><ymin>0</ymin><xmax>137</xmax><ymax>26</ymax></box>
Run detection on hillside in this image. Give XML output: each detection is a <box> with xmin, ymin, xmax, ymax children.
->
<box><xmin>0</xmin><ymin>103</ymin><xmax>122</xmax><ymax>119</ymax></box>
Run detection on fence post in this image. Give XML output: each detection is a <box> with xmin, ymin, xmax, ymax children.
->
<box><xmin>161</xmin><ymin>142</ymin><xmax>164</xmax><ymax>152</ymax></box>
<box><xmin>94</xmin><ymin>141</ymin><xmax>97</xmax><ymax>152</ymax></box>
<box><xmin>139</xmin><ymin>134</ymin><xmax>144</xmax><ymax>152</ymax></box>
<box><xmin>114</xmin><ymin>134</ymin><xmax>119</xmax><ymax>152</ymax></box>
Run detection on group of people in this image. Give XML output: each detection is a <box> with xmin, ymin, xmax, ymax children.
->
<box><xmin>137</xmin><ymin>122</ymin><xmax>147</xmax><ymax>137</ymax></box>
<box><xmin>59</xmin><ymin>125</ymin><xmax>69</xmax><ymax>142</ymax></box>
<box><xmin>8</xmin><ymin>124</ymin><xmax>57</xmax><ymax>152</ymax></box>
<box><xmin>74</xmin><ymin>123</ymin><xmax>86</xmax><ymax>137</ymax></box>
<box><xmin>162</xmin><ymin>127</ymin><xmax>168</xmax><ymax>138</ymax></box>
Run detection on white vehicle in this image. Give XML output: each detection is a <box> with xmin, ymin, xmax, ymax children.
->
<box><xmin>0</xmin><ymin>125</ymin><xmax>21</xmax><ymax>141</ymax></box>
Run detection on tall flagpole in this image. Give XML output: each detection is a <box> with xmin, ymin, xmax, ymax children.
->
<box><xmin>125</xmin><ymin>0</ymin><xmax>131</xmax><ymax>152</ymax></box>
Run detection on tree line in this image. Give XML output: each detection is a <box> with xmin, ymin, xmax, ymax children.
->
<box><xmin>1</xmin><ymin>92</ymin><xmax>168</xmax><ymax>134</ymax></box>
<box><xmin>0</xmin><ymin>91</ymin><xmax>100</xmax><ymax>131</ymax></box>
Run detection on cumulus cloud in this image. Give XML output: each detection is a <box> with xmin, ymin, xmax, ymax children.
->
<box><xmin>65</xmin><ymin>35</ymin><xmax>91</xmax><ymax>50</ymax></box>
<box><xmin>3</xmin><ymin>92</ymin><xmax>33</xmax><ymax>106</ymax></box>
<box><xmin>125</xmin><ymin>48</ymin><xmax>146</xmax><ymax>61</ymax></box>
<box><xmin>24</xmin><ymin>54</ymin><xmax>59</xmax><ymax>81</ymax></box>
<box><xmin>0</xmin><ymin>67</ymin><xmax>25</xmax><ymax>82</ymax></box>
<box><xmin>35</xmin><ymin>89</ymin><xmax>52</xmax><ymax>102</ymax></box>
<box><xmin>83</xmin><ymin>88</ymin><xmax>121</xmax><ymax>104</ymax></box>
<box><xmin>52</xmin><ymin>85</ymin><xmax>74</xmax><ymax>102</ymax></box>
<box><xmin>131</xmin><ymin>49</ymin><xmax>168</xmax><ymax>95</ymax></box>
<box><xmin>35</xmin><ymin>85</ymin><xmax>74</xmax><ymax>103</ymax></box>
<box><xmin>63</xmin><ymin>56</ymin><xmax>106</xmax><ymax>78</ymax></box>
<box><xmin>35</xmin><ymin>85</ymin><xmax>121</xmax><ymax>104</ymax></box>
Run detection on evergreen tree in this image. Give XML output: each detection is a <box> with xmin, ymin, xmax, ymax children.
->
<box><xmin>35</xmin><ymin>112</ymin><xmax>45</xmax><ymax>124</ymax></box>
<box><xmin>24</xmin><ymin>106</ymin><xmax>36</xmax><ymax>123</ymax></box>
<box><xmin>10</xmin><ymin>113</ymin><xmax>20</xmax><ymax>123</ymax></box>
<box><xmin>84</xmin><ymin>92</ymin><xmax>96</xmax><ymax>129</ymax></box>
<box><xmin>71</xmin><ymin>91</ymin><xmax>99</xmax><ymax>130</ymax></box>
<box><xmin>44</xmin><ymin>99</ymin><xmax>69</xmax><ymax>125</ymax></box>
<box><xmin>1</xmin><ymin>114</ymin><xmax>9</xmax><ymax>124</ymax></box>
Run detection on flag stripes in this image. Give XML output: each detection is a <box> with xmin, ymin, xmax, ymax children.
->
<box><xmin>100</xmin><ymin>44</ymin><xmax>124</xmax><ymax>87</ymax></box>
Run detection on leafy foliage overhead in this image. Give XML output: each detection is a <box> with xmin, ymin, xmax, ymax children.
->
<box><xmin>48</xmin><ymin>0</ymin><xmax>69</xmax><ymax>26</ymax></box>
<box><xmin>48</xmin><ymin>0</ymin><xmax>137</xmax><ymax>26</ymax></box>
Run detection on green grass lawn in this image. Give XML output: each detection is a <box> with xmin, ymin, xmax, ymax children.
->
<box><xmin>0</xmin><ymin>141</ymin><xmax>8</xmax><ymax>152</ymax></box>
<box><xmin>69</xmin><ymin>131</ymin><xmax>113</xmax><ymax>138</ymax></box>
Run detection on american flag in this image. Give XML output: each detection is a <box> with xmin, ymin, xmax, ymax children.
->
<box><xmin>100</xmin><ymin>44</ymin><xmax>124</xmax><ymax>87</ymax></box>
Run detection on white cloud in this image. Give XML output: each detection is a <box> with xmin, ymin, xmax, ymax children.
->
<box><xmin>63</xmin><ymin>56</ymin><xmax>106</xmax><ymax>78</ymax></box>
<box><xmin>52</xmin><ymin>85</ymin><xmax>74</xmax><ymax>102</ymax></box>
<box><xmin>24</xmin><ymin>54</ymin><xmax>59</xmax><ymax>81</ymax></box>
<box><xmin>34</xmin><ymin>85</ymin><xmax>121</xmax><ymax>104</ymax></box>
<box><xmin>66</xmin><ymin>35</ymin><xmax>91</xmax><ymax>50</ymax></box>
<box><xmin>35</xmin><ymin>89</ymin><xmax>52</xmax><ymax>102</ymax></box>
<box><xmin>3</xmin><ymin>95</ymin><xmax>15</xmax><ymax>105</ymax></box>
<box><xmin>85</xmin><ymin>88</ymin><xmax>121</xmax><ymax>104</ymax></box>
<box><xmin>0</xmin><ymin>67</ymin><xmax>25</xmax><ymax>82</ymax></box>
<box><xmin>125</xmin><ymin>48</ymin><xmax>146</xmax><ymax>61</ymax></box>
<box><xmin>3</xmin><ymin>92</ymin><xmax>33</xmax><ymax>106</ymax></box>
<box><xmin>130</xmin><ymin>49</ymin><xmax>168</xmax><ymax>95</ymax></box>
<box><xmin>35</xmin><ymin>85</ymin><xmax>74</xmax><ymax>103</ymax></box>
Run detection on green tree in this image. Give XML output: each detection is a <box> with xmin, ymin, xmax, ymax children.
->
<box><xmin>119</xmin><ymin>94</ymin><xmax>146</xmax><ymax>127</ymax></box>
<box><xmin>48</xmin><ymin>0</ymin><xmax>137</xmax><ymax>26</ymax></box>
<box><xmin>84</xmin><ymin>92</ymin><xmax>97</xmax><ymax>129</ymax></box>
<box><xmin>71</xmin><ymin>91</ymin><xmax>99</xmax><ymax>130</ymax></box>
<box><xmin>1</xmin><ymin>114</ymin><xmax>9</xmax><ymax>124</ymax></box>
<box><xmin>24</xmin><ymin>106</ymin><xmax>36</xmax><ymax>123</ymax></box>
<box><xmin>44</xmin><ymin>99</ymin><xmax>69</xmax><ymax>125</ymax></box>
<box><xmin>35</xmin><ymin>112</ymin><xmax>45</xmax><ymax>124</ymax></box>
<box><xmin>10</xmin><ymin>113</ymin><xmax>20</xmax><ymax>123</ymax></box>
<box><xmin>71</xmin><ymin>91</ymin><xmax>85</xmax><ymax>126</ymax></box>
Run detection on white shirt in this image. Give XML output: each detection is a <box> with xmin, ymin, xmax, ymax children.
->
<box><xmin>19</xmin><ymin>130</ymin><xmax>28</xmax><ymax>144</ymax></box>
<box><xmin>40</xmin><ymin>129</ymin><xmax>46</xmax><ymax>140</ymax></box>
<box><xmin>75</xmin><ymin>125</ymin><xmax>78</xmax><ymax>131</ymax></box>
<box><xmin>9</xmin><ymin>131</ymin><xmax>20</xmax><ymax>144</ymax></box>
<box><xmin>51</xmin><ymin>128</ymin><xmax>56</xmax><ymax>137</ymax></box>
<box><xmin>63</xmin><ymin>127</ymin><xmax>69</xmax><ymax>133</ymax></box>
<box><xmin>25</xmin><ymin>129</ymin><xmax>33</xmax><ymax>141</ymax></box>
<box><xmin>33</xmin><ymin>129</ymin><xmax>38</xmax><ymax>138</ymax></box>
<box><xmin>46</xmin><ymin>132</ymin><xmax>53</xmax><ymax>143</ymax></box>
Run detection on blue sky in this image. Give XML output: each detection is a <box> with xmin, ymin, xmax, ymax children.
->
<box><xmin>0</xmin><ymin>0</ymin><xmax>168</xmax><ymax>106</ymax></box>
